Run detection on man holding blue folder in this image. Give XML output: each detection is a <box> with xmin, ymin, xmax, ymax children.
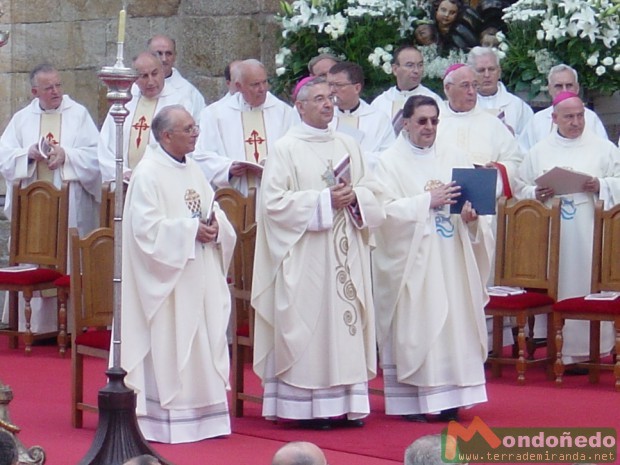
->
<box><xmin>373</xmin><ymin>95</ymin><xmax>494</xmax><ymax>422</ymax></box>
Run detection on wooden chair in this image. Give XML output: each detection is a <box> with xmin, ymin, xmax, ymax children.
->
<box><xmin>485</xmin><ymin>197</ymin><xmax>561</xmax><ymax>383</ymax></box>
<box><xmin>0</xmin><ymin>181</ymin><xmax>69</xmax><ymax>354</ymax></box>
<box><xmin>100</xmin><ymin>181</ymin><xmax>127</xmax><ymax>229</ymax></box>
<box><xmin>69</xmin><ymin>227</ymin><xmax>114</xmax><ymax>427</ymax></box>
<box><xmin>214</xmin><ymin>187</ymin><xmax>260</xmax><ymax>416</ymax></box>
<box><xmin>554</xmin><ymin>201</ymin><xmax>620</xmax><ymax>390</ymax></box>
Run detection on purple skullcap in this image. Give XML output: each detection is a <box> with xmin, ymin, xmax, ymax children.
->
<box><xmin>552</xmin><ymin>90</ymin><xmax>580</xmax><ymax>107</ymax></box>
<box><xmin>443</xmin><ymin>63</ymin><xmax>466</xmax><ymax>80</ymax></box>
<box><xmin>292</xmin><ymin>76</ymin><xmax>315</xmax><ymax>101</ymax></box>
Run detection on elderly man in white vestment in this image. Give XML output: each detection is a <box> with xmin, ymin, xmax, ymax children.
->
<box><xmin>252</xmin><ymin>78</ymin><xmax>384</xmax><ymax>429</ymax></box>
<box><xmin>327</xmin><ymin>61</ymin><xmax>395</xmax><ymax>171</ymax></box>
<box><xmin>0</xmin><ymin>63</ymin><xmax>100</xmax><ymax>333</ymax></box>
<box><xmin>373</xmin><ymin>95</ymin><xmax>493</xmax><ymax>423</ymax></box>
<box><xmin>370</xmin><ymin>45</ymin><xmax>444</xmax><ymax>134</ymax></box>
<box><xmin>121</xmin><ymin>105</ymin><xmax>236</xmax><ymax>443</ymax></box>
<box><xmin>98</xmin><ymin>51</ymin><xmax>195</xmax><ymax>182</ymax></box>
<box><xmin>519</xmin><ymin>64</ymin><xmax>608</xmax><ymax>152</ymax></box>
<box><xmin>194</xmin><ymin>59</ymin><xmax>295</xmax><ymax>195</ymax></box>
<box><xmin>137</xmin><ymin>34</ymin><xmax>206</xmax><ymax>121</ymax></box>
<box><xmin>515</xmin><ymin>91</ymin><xmax>620</xmax><ymax>366</ymax></box>
<box><xmin>467</xmin><ymin>47</ymin><xmax>533</xmax><ymax>139</ymax></box>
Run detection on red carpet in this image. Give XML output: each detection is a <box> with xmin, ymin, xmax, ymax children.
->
<box><xmin>1</xmin><ymin>342</ymin><xmax>619</xmax><ymax>465</ymax></box>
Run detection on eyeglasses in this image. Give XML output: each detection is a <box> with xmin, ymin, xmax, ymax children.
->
<box><xmin>415</xmin><ymin>117</ymin><xmax>440</xmax><ymax>126</ymax></box>
<box><xmin>299</xmin><ymin>95</ymin><xmax>331</xmax><ymax>104</ymax></box>
<box><xmin>398</xmin><ymin>62</ymin><xmax>424</xmax><ymax>70</ymax></box>
<box><xmin>455</xmin><ymin>81</ymin><xmax>479</xmax><ymax>90</ymax></box>
<box><xmin>328</xmin><ymin>81</ymin><xmax>353</xmax><ymax>88</ymax></box>
<box><xmin>172</xmin><ymin>124</ymin><xmax>200</xmax><ymax>135</ymax></box>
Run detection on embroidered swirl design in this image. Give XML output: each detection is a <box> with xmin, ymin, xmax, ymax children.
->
<box><xmin>435</xmin><ymin>213</ymin><xmax>455</xmax><ymax>238</ymax></box>
<box><xmin>560</xmin><ymin>198</ymin><xmax>577</xmax><ymax>220</ymax></box>
<box><xmin>333</xmin><ymin>210</ymin><xmax>359</xmax><ymax>336</ymax></box>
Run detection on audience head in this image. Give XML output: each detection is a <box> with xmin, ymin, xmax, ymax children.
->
<box><xmin>147</xmin><ymin>34</ymin><xmax>176</xmax><ymax>79</ymax></box>
<box><xmin>391</xmin><ymin>45</ymin><xmax>425</xmax><ymax>91</ymax></box>
<box><xmin>0</xmin><ymin>430</ymin><xmax>18</xmax><ymax>465</ymax></box>
<box><xmin>404</xmin><ymin>434</ymin><xmax>462</xmax><ymax>465</ymax></box>
<box><xmin>414</xmin><ymin>24</ymin><xmax>439</xmax><ymax>46</ymax></box>
<box><xmin>122</xmin><ymin>454</ymin><xmax>161</xmax><ymax>465</ymax></box>
<box><xmin>327</xmin><ymin>61</ymin><xmax>364</xmax><ymax>111</ymax></box>
<box><xmin>552</xmin><ymin>91</ymin><xmax>585</xmax><ymax>140</ymax></box>
<box><xmin>271</xmin><ymin>441</ymin><xmax>327</xmax><ymax>465</ymax></box>
<box><xmin>224</xmin><ymin>60</ymin><xmax>243</xmax><ymax>94</ymax></box>
<box><xmin>295</xmin><ymin>77</ymin><xmax>333</xmax><ymax>130</ymax></box>
<box><xmin>467</xmin><ymin>46</ymin><xmax>501</xmax><ymax>97</ymax></box>
<box><xmin>133</xmin><ymin>51</ymin><xmax>165</xmax><ymax>99</ymax></box>
<box><xmin>443</xmin><ymin>64</ymin><xmax>477</xmax><ymax>112</ymax></box>
<box><xmin>479</xmin><ymin>27</ymin><xmax>499</xmax><ymax>48</ymax></box>
<box><xmin>402</xmin><ymin>95</ymin><xmax>440</xmax><ymax>149</ymax></box>
<box><xmin>236</xmin><ymin>59</ymin><xmax>269</xmax><ymax>107</ymax></box>
<box><xmin>433</xmin><ymin>0</ymin><xmax>462</xmax><ymax>35</ymax></box>
<box><xmin>151</xmin><ymin>105</ymin><xmax>199</xmax><ymax>159</ymax></box>
<box><xmin>308</xmin><ymin>53</ymin><xmax>341</xmax><ymax>78</ymax></box>
<box><xmin>30</xmin><ymin>63</ymin><xmax>63</xmax><ymax>111</ymax></box>
<box><xmin>547</xmin><ymin>64</ymin><xmax>579</xmax><ymax>99</ymax></box>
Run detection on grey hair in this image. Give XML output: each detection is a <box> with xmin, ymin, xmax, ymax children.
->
<box><xmin>443</xmin><ymin>64</ymin><xmax>472</xmax><ymax>85</ymax></box>
<box><xmin>122</xmin><ymin>454</ymin><xmax>161</xmax><ymax>465</ymax></box>
<box><xmin>295</xmin><ymin>77</ymin><xmax>327</xmax><ymax>102</ymax></box>
<box><xmin>405</xmin><ymin>434</ymin><xmax>461</xmax><ymax>465</ymax></box>
<box><xmin>547</xmin><ymin>64</ymin><xmax>578</xmax><ymax>85</ymax></box>
<box><xmin>238</xmin><ymin>59</ymin><xmax>266</xmax><ymax>82</ymax></box>
<box><xmin>467</xmin><ymin>46</ymin><xmax>500</xmax><ymax>68</ymax></box>
<box><xmin>30</xmin><ymin>63</ymin><xmax>57</xmax><ymax>87</ymax></box>
<box><xmin>151</xmin><ymin>104</ymin><xmax>186</xmax><ymax>142</ymax></box>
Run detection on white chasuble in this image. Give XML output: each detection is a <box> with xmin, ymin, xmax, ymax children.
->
<box><xmin>128</xmin><ymin>97</ymin><xmax>158</xmax><ymax>169</ymax></box>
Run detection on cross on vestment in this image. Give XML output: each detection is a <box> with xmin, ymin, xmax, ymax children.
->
<box><xmin>245</xmin><ymin>130</ymin><xmax>265</xmax><ymax>163</ymax></box>
<box><xmin>44</xmin><ymin>131</ymin><xmax>58</xmax><ymax>145</ymax></box>
<box><xmin>132</xmin><ymin>116</ymin><xmax>150</xmax><ymax>148</ymax></box>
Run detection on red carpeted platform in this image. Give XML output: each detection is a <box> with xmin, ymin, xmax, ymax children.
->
<box><xmin>1</xmin><ymin>342</ymin><xmax>619</xmax><ymax>465</ymax></box>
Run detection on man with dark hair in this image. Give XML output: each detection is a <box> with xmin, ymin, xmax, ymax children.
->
<box><xmin>327</xmin><ymin>61</ymin><xmax>394</xmax><ymax>170</ymax></box>
<box><xmin>122</xmin><ymin>104</ymin><xmax>236</xmax><ymax>443</ymax></box>
<box><xmin>373</xmin><ymin>95</ymin><xmax>493</xmax><ymax>423</ymax></box>
<box><xmin>371</xmin><ymin>45</ymin><xmax>443</xmax><ymax>134</ymax></box>
<box><xmin>0</xmin><ymin>431</ymin><xmax>18</xmax><ymax>465</ymax></box>
<box><xmin>252</xmin><ymin>77</ymin><xmax>384</xmax><ymax>429</ymax></box>
<box><xmin>271</xmin><ymin>442</ymin><xmax>327</xmax><ymax>465</ymax></box>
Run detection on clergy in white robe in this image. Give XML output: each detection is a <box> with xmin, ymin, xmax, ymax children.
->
<box><xmin>133</xmin><ymin>34</ymin><xmax>206</xmax><ymax>121</ymax></box>
<box><xmin>370</xmin><ymin>46</ymin><xmax>444</xmax><ymax>134</ymax></box>
<box><xmin>252</xmin><ymin>78</ymin><xmax>384</xmax><ymax>427</ymax></box>
<box><xmin>0</xmin><ymin>64</ymin><xmax>100</xmax><ymax>333</ymax></box>
<box><xmin>515</xmin><ymin>92</ymin><xmax>620</xmax><ymax>365</ymax></box>
<box><xmin>438</xmin><ymin>64</ymin><xmax>523</xmax><ymax>195</ymax></box>
<box><xmin>121</xmin><ymin>105</ymin><xmax>235</xmax><ymax>443</ymax></box>
<box><xmin>518</xmin><ymin>64</ymin><xmax>608</xmax><ymax>152</ymax></box>
<box><xmin>98</xmin><ymin>52</ymin><xmax>195</xmax><ymax>182</ymax></box>
<box><xmin>327</xmin><ymin>62</ymin><xmax>395</xmax><ymax>171</ymax></box>
<box><xmin>373</xmin><ymin>95</ymin><xmax>493</xmax><ymax>421</ymax></box>
<box><xmin>194</xmin><ymin>59</ymin><xmax>294</xmax><ymax>195</ymax></box>
<box><xmin>468</xmin><ymin>47</ymin><xmax>533</xmax><ymax>139</ymax></box>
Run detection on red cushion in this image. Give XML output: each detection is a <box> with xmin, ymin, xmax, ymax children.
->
<box><xmin>236</xmin><ymin>324</ymin><xmax>250</xmax><ymax>337</ymax></box>
<box><xmin>75</xmin><ymin>329</ymin><xmax>111</xmax><ymax>351</ymax></box>
<box><xmin>54</xmin><ymin>274</ymin><xmax>70</xmax><ymax>287</ymax></box>
<box><xmin>0</xmin><ymin>268</ymin><xmax>63</xmax><ymax>285</ymax></box>
<box><xmin>486</xmin><ymin>292</ymin><xmax>554</xmax><ymax>310</ymax></box>
<box><xmin>553</xmin><ymin>297</ymin><xmax>620</xmax><ymax>315</ymax></box>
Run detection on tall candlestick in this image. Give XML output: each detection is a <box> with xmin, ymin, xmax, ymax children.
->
<box><xmin>117</xmin><ymin>9</ymin><xmax>126</xmax><ymax>44</ymax></box>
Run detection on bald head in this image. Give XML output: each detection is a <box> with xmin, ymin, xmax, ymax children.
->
<box><xmin>444</xmin><ymin>65</ymin><xmax>478</xmax><ymax>112</ymax></box>
<box><xmin>236</xmin><ymin>59</ymin><xmax>269</xmax><ymax>107</ymax></box>
<box><xmin>133</xmin><ymin>52</ymin><xmax>165</xmax><ymax>98</ymax></box>
<box><xmin>271</xmin><ymin>442</ymin><xmax>326</xmax><ymax>465</ymax></box>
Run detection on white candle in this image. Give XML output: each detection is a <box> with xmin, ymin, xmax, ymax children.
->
<box><xmin>117</xmin><ymin>9</ymin><xmax>126</xmax><ymax>44</ymax></box>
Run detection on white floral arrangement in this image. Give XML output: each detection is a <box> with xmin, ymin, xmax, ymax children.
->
<box><xmin>499</xmin><ymin>0</ymin><xmax>620</xmax><ymax>96</ymax></box>
<box><xmin>272</xmin><ymin>0</ymin><xmax>448</xmax><ymax>99</ymax></box>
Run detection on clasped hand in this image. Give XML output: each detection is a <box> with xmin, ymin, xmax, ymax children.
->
<box><xmin>196</xmin><ymin>216</ymin><xmax>218</xmax><ymax>244</ymax></box>
<box><xmin>330</xmin><ymin>182</ymin><xmax>356</xmax><ymax>209</ymax></box>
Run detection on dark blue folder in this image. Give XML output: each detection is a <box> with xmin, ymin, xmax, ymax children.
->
<box><xmin>450</xmin><ymin>167</ymin><xmax>497</xmax><ymax>215</ymax></box>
